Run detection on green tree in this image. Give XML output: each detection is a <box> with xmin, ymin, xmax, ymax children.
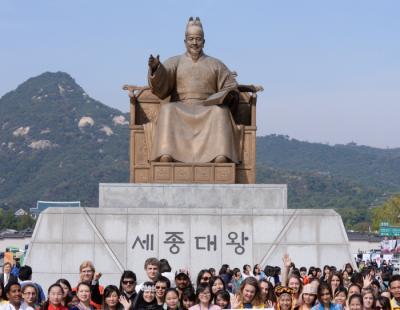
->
<box><xmin>371</xmin><ymin>194</ymin><xmax>400</xmax><ymax>230</ymax></box>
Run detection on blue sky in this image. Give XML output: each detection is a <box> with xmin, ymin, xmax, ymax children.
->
<box><xmin>1</xmin><ymin>0</ymin><xmax>399</xmax><ymax>148</ymax></box>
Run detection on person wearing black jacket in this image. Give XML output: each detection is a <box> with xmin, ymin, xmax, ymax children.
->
<box><xmin>119</xmin><ymin>271</ymin><xmax>138</xmax><ymax>306</ymax></box>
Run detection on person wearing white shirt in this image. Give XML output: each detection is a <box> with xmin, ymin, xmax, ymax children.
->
<box><xmin>0</xmin><ymin>281</ymin><xmax>34</xmax><ymax>310</ymax></box>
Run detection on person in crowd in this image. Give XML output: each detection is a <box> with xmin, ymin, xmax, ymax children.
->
<box><xmin>361</xmin><ymin>288</ymin><xmax>374</xmax><ymax>310</ymax></box>
<box><xmin>230</xmin><ymin>268</ymin><xmax>243</xmax><ymax>294</ymax></box>
<box><xmin>350</xmin><ymin>274</ymin><xmax>363</xmax><ymax>290</ymax></box>
<box><xmin>375</xmin><ymin>295</ymin><xmax>390</xmax><ymax>310</ymax></box>
<box><xmin>347</xmin><ymin>294</ymin><xmax>363</xmax><ymax>310</ymax></box>
<box><xmin>210</xmin><ymin>277</ymin><xmax>226</xmax><ymax>295</ymax></box>
<box><xmin>320</xmin><ymin>266</ymin><xmax>331</xmax><ymax>284</ymax></box>
<box><xmin>196</xmin><ymin>270</ymin><xmax>213</xmax><ymax>288</ymax></box>
<box><xmin>21</xmin><ymin>284</ymin><xmax>38</xmax><ymax>309</ymax></box>
<box><xmin>132</xmin><ymin>282</ymin><xmax>163</xmax><ymax>310</ymax></box>
<box><xmin>307</xmin><ymin>267</ymin><xmax>317</xmax><ymax>282</ymax></box>
<box><xmin>214</xmin><ymin>290</ymin><xmax>230</xmax><ymax>309</ymax></box>
<box><xmin>119</xmin><ymin>271</ymin><xmax>137</xmax><ymax>305</ymax></box>
<box><xmin>347</xmin><ymin>284</ymin><xmax>361</xmax><ymax>298</ymax></box>
<box><xmin>298</xmin><ymin>284</ymin><xmax>317</xmax><ymax>310</ymax></box>
<box><xmin>231</xmin><ymin>277</ymin><xmax>263</xmax><ymax>309</ymax></box>
<box><xmin>209</xmin><ymin>269</ymin><xmax>216</xmax><ymax>277</ymax></box>
<box><xmin>242</xmin><ymin>265</ymin><xmax>253</xmax><ymax>279</ymax></box>
<box><xmin>389</xmin><ymin>274</ymin><xmax>400</xmax><ymax>310</ymax></box>
<box><xmin>137</xmin><ymin>258</ymin><xmax>160</xmax><ymax>293</ymax></box>
<box><xmin>102</xmin><ymin>285</ymin><xmax>131</xmax><ymax>310</ymax></box>
<box><xmin>175</xmin><ymin>271</ymin><xmax>192</xmax><ymax>300</ymax></box>
<box><xmin>263</xmin><ymin>266</ymin><xmax>277</xmax><ymax>287</ymax></box>
<box><xmin>273</xmin><ymin>286</ymin><xmax>295</xmax><ymax>310</ymax></box>
<box><xmin>70</xmin><ymin>282</ymin><xmax>95</xmax><ymax>310</ymax></box>
<box><xmin>311</xmin><ymin>282</ymin><xmax>342</xmax><ymax>310</ymax></box>
<box><xmin>342</xmin><ymin>271</ymin><xmax>351</xmax><ymax>289</ymax></box>
<box><xmin>0</xmin><ymin>263</ymin><xmax>17</xmax><ymax>288</ymax></box>
<box><xmin>0</xmin><ymin>282</ymin><xmax>6</xmax><ymax>306</ymax></box>
<box><xmin>74</xmin><ymin>261</ymin><xmax>103</xmax><ymax>309</ymax></box>
<box><xmin>1</xmin><ymin>280</ymin><xmax>34</xmax><ymax>310</ymax></box>
<box><xmin>333</xmin><ymin>287</ymin><xmax>347</xmax><ymax>308</ymax></box>
<box><xmin>218</xmin><ymin>265</ymin><xmax>231</xmax><ymax>287</ymax></box>
<box><xmin>18</xmin><ymin>265</ymin><xmax>46</xmax><ymax>305</ymax></box>
<box><xmin>299</xmin><ymin>267</ymin><xmax>309</xmax><ymax>285</ymax></box>
<box><xmin>259</xmin><ymin>279</ymin><xmax>275</xmax><ymax>308</ymax></box>
<box><xmin>344</xmin><ymin>265</ymin><xmax>354</xmax><ymax>277</ymax></box>
<box><xmin>164</xmin><ymin>288</ymin><xmax>180</xmax><ymax>310</ymax></box>
<box><xmin>328</xmin><ymin>272</ymin><xmax>343</xmax><ymax>296</ymax></box>
<box><xmin>155</xmin><ymin>276</ymin><xmax>170</xmax><ymax>306</ymax></box>
<box><xmin>253</xmin><ymin>265</ymin><xmax>265</xmax><ymax>281</ymax></box>
<box><xmin>180</xmin><ymin>288</ymin><xmax>195</xmax><ymax>310</ymax></box>
<box><xmin>40</xmin><ymin>283</ymin><xmax>67</xmax><ymax>310</ymax></box>
<box><xmin>55</xmin><ymin>279</ymin><xmax>73</xmax><ymax>307</ymax></box>
<box><xmin>189</xmin><ymin>283</ymin><xmax>220</xmax><ymax>310</ymax></box>
<box><xmin>287</xmin><ymin>275</ymin><xmax>303</xmax><ymax>307</ymax></box>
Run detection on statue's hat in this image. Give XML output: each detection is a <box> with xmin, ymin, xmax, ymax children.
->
<box><xmin>185</xmin><ymin>16</ymin><xmax>204</xmax><ymax>35</ymax></box>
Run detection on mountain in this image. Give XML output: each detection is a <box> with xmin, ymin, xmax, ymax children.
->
<box><xmin>1</xmin><ymin>72</ymin><xmax>398</xmax><ymax>229</ymax></box>
<box><xmin>0</xmin><ymin>72</ymin><xmax>130</xmax><ymax>208</ymax></box>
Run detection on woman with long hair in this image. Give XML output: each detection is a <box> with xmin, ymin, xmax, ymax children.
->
<box><xmin>210</xmin><ymin>277</ymin><xmax>227</xmax><ymax>295</ymax></box>
<box><xmin>253</xmin><ymin>265</ymin><xmax>265</xmax><ymax>281</ymax></box>
<box><xmin>298</xmin><ymin>284</ymin><xmax>317</xmax><ymax>310</ymax></box>
<box><xmin>328</xmin><ymin>272</ymin><xmax>343</xmax><ymax>297</ymax></box>
<box><xmin>196</xmin><ymin>270</ymin><xmax>213</xmax><ymax>288</ymax></box>
<box><xmin>41</xmin><ymin>283</ymin><xmax>68</xmax><ymax>310</ymax></box>
<box><xmin>287</xmin><ymin>275</ymin><xmax>303</xmax><ymax>307</ymax></box>
<box><xmin>70</xmin><ymin>282</ymin><xmax>95</xmax><ymax>310</ymax></box>
<box><xmin>55</xmin><ymin>278</ymin><xmax>73</xmax><ymax>307</ymax></box>
<box><xmin>180</xmin><ymin>288</ymin><xmax>195</xmax><ymax>310</ymax></box>
<box><xmin>348</xmin><ymin>294</ymin><xmax>362</xmax><ymax>310</ymax></box>
<box><xmin>361</xmin><ymin>289</ymin><xmax>374</xmax><ymax>310</ymax></box>
<box><xmin>132</xmin><ymin>282</ymin><xmax>163</xmax><ymax>310</ymax></box>
<box><xmin>164</xmin><ymin>288</ymin><xmax>180</xmax><ymax>310</ymax></box>
<box><xmin>259</xmin><ymin>279</ymin><xmax>276</xmax><ymax>308</ymax></box>
<box><xmin>189</xmin><ymin>283</ymin><xmax>220</xmax><ymax>310</ymax></box>
<box><xmin>102</xmin><ymin>285</ymin><xmax>131</xmax><ymax>310</ymax></box>
<box><xmin>311</xmin><ymin>282</ymin><xmax>342</xmax><ymax>310</ymax></box>
<box><xmin>333</xmin><ymin>287</ymin><xmax>347</xmax><ymax>309</ymax></box>
<box><xmin>214</xmin><ymin>290</ymin><xmax>230</xmax><ymax>309</ymax></box>
<box><xmin>231</xmin><ymin>277</ymin><xmax>263</xmax><ymax>309</ymax></box>
<box><xmin>22</xmin><ymin>284</ymin><xmax>38</xmax><ymax>309</ymax></box>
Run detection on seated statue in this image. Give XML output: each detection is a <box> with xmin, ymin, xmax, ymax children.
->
<box><xmin>145</xmin><ymin>17</ymin><xmax>242</xmax><ymax>164</ymax></box>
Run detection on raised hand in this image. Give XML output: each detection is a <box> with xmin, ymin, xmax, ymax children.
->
<box><xmin>94</xmin><ymin>272</ymin><xmax>102</xmax><ymax>281</ymax></box>
<box><xmin>120</xmin><ymin>295</ymin><xmax>132</xmax><ymax>310</ymax></box>
<box><xmin>283</xmin><ymin>253</ymin><xmax>292</xmax><ymax>269</ymax></box>
<box><xmin>363</xmin><ymin>274</ymin><xmax>372</xmax><ymax>288</ymax></box>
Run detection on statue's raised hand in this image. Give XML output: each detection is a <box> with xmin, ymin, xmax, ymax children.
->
<box><xmin>148</xmin><ymin>54</ymin><xmax>160</xmax><ymax>73</ymax></box>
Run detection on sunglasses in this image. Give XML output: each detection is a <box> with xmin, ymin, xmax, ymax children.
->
<box><xmin>202</xmin><ymin>277</ymin><xmax>211</xmax><ymax>281</ymax></box>
<box><xmin>122</xmin><ymin>280</ymin><xmax>135</xmax><ymax>285</ymax></box>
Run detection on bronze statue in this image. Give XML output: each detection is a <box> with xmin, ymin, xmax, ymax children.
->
<box><xmin>145</xmin><ymin>17</ymin><xmax>242</xmax><ymax>164</ymax></box>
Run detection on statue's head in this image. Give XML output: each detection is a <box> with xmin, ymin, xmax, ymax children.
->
<box><xmin>184</xmin><ymin>17</ymin><xmax>205</xmax><ymax>59</ymax></box>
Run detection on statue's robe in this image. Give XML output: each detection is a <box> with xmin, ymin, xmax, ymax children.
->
<box><xmin>146</xmin><ymin>52</ymin><xmax>242</xmax><ymax>163</ymax></box>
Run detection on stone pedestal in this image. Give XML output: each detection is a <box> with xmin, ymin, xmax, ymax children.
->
<box><xmin>25</xmin><ymin>183</ymin><xmax>353</xmax><ymax>290</ymax></box>
<box><xmin>150</xmin><ymin>163</ymin><xmax>236</xmax><ymax>184</ymax></box>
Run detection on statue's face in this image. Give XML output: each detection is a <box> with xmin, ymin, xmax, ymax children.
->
<box><xmin>185</xmin><ymin>26</ymin><xmax>204</xmax><ymax>57</ymax></box>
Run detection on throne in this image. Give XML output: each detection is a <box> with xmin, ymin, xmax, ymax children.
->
<box><xmin>123</xmin><ymin>83</ymin><xmax>262</xmax><ymax>184</ymax></box>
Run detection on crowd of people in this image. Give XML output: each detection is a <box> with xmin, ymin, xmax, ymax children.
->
<box><xmin>0</xmin><ymin>255</ymin><xmax>399</xmax><ymax>310</ymax></box>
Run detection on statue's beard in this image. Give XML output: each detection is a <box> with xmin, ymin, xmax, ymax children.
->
<box><xmin>187</xmin><ymin>46</ymin><xmax>203</xmax><ymax>60</ymax></box>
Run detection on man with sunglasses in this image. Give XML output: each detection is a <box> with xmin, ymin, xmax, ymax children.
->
<box><xmin>155</xmin><ymin>276</ymin><xmax>171</xmax><ymax>305</ymax></box>
<box><xmin>119</xmin><ymin>270</ymin><xmax>137</xmax><ymax>305</ymax></box>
